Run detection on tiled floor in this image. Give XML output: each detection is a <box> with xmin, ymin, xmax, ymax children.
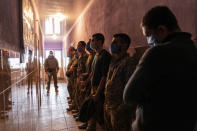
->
<box><xmin>0</xmin><ymin>81</ymin><xmax>86</xmax><ymax>131</ymax></box>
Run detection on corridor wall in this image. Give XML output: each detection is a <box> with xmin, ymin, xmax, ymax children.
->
<box><xmin>66</xmin><ymin>0</ymin><xmax>197</xmax><ymax>54</ymax></box>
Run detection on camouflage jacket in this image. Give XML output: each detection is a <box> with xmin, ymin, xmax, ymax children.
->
<box><xmin>104</xmin><ymin>53</ymin><xmax>137</xmax><ymax>108</ymax></box>
<box><xmin>44</xmin><ymin>56</ymin><xmax>59</xmax><ymax>72</ymax></box>
<box><xmin>77</xmin><ymin>53</ymin><xmax>88</xmax><ymax>78</ymax></box>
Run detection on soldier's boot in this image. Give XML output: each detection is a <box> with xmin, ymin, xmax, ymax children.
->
<box><xmin>86</xmin><ymin>117</ymin><xmax>96</xmax><ymax>131</ymax></box>
<box><xmin>46</xmin><ymin>86</ymin><xmax>50</xmax><ymax>93</ymax></box>
<box><xmin>55</xmin><ymin>85</ymin><xmax>58</xmax><ymax>92</ymax></box>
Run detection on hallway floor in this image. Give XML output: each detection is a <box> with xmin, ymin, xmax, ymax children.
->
<box><xmin>0</xmin><ymin>82</ymin><xmax>85</xmax><ymax>131</ymax></box>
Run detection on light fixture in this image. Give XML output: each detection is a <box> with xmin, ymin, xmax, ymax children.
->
<box><xmin>53</xmin><ymin>13</ymin><xmax>66</xmax><ymax>21</ymax></box>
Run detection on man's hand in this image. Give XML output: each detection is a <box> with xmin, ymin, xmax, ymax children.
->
<box><xmin>46</xmin><ymin>72</ymin><xmax>50</xmax><ymax>75</ymax></box>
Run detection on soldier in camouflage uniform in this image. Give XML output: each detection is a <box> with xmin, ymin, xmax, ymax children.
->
<box><xmin>74</xmin><ymin>41</ymin><xmax>88</xmax><ymax>111</ymax></box>
<box><xmin>44</xmin><ymin>51</ymin><xmax>59</xmax><ymax>93</ymax></box>
<box><xmin>66</xmin><ymin>51</ymin><xmax>78</xmax><ymax>111</ymax></box>
<box><xmin>80</xmin><ymin>40</ymin><xmax>96</xmax><ymax>101</ymax></box>
<box><xmin>66</xmin><ymin>46</ymin><xmax>76</xmax><ymax>100</ymax></box>
<box><xmin>86</xmin><ymin>33</ymin><xmax>111</xmax><ymax>131</ymax></box>
<box><xmin>104</xmin><ymin>33</ymin><xmax>137</xmax><ymax>131</ymax></box>
<box><xmin>77</xmin><ymin>40</ymin><xmax>96</xmax><ymax>130</ymax></box>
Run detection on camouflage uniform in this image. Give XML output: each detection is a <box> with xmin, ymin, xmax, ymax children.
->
<box><xmin>74</xmin><ymin>53</ymin><xmax>88</xmax><ymax>110</ymax></box>
<box><xmin>80</xmin><ymin>52</ymin><xmax>95</xmax><ymax>100</ymax></box>
<box><xmin>87</xmin><ymin>49</ymin><xmax>111</xmax><ymax>131</ymax></box>
<box><xmin>66</xmin><ymin>56</ymin><xmax>76</xmax><ymax>99</ymax></box>
<box><xmin>44</xmin><ymin>55</ymin><xmax>59</xmax><ymax>89</ymax></box>
<box><xmin>104</xmin><ymin>53</ymin><xmax>137</xmax><ymax>131</ymax></box>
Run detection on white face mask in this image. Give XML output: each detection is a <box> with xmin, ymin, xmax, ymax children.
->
<box><xmin>146</xmin><ymin>36</ymin><xmax>159</xmax><ymax>46</ymax></box>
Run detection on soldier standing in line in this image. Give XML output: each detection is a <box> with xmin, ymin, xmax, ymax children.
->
<box><xmin>66</xmin><ymin>46</ymin><xmax>76</xmax><ymax>100</ymax></box>
<box><xmin>66</xmin><ymin>49</ymin><xmax>78</xmax><ymax>112</ymax></box>
<box><xmin>84</xmin><ymin>33</ymin><xmax>111</xmax><ymax>131</ymax></box>
<box><xmin>74</xmin><ymin>41</ymin><xmax>88</xmax><ymax>112</ymax></box>
<box><xmin>78</xmin><ymin>40</ymin><xmax>96</xmax><ymax>130</ymax></box>
<box><xmin>104</xmin><ymin>33</ymin><xmax>137</xmax><ymax>131</ymax></box>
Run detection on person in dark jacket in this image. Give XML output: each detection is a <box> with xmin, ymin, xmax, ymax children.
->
<box><xmin>44</xmin><ymin>51</ymin><xmax>59</xmax><ymax>93</ymax></box>
<box><xmin>123</xmin><ymin>6</ymin><xmax>197</xmax><ymax>131</ymax></box>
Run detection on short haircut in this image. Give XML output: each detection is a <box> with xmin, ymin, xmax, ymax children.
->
<box><xmin>92</xmin><ymin>33</ymin><xmax>105</xmax><ymax>44</ymax></box>
<box><xmin>69</xmin><ymin>46</ymin><xmax>75</xmax><ymax>51</ymax></box>
<box><xmin>78</xmin><ymin>41</ymin><xmax>86</xmax><ymax>47</ymax></box>
<box><xmin>142</xmin><ymin>6</ymin><xmax>179</xmax><ymax>31</ymax></box>
<box><xmin>113</xmin><ymin>33</ymin><xmax>131</xmax><ymax>49</ymax></box>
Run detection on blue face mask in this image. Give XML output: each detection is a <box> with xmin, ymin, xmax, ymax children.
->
<box><xmin>74</xmin><ymin>54</ymin><xmax>79</xmax><ymax>59</ymax></box>
<box><xmin>109</xmin><ymin>42</ymin><xmax>120</xmax><ymax>54</ymax></box>
<box><xmin>67</xmin><ymin>53</ymin><xmax>71</xmax><ymax>58</ymax></box>
<box><xmin>85</xmin><ymin>43</ymin><xmax>92</xmax><ymax>52</ymax></box>
<box><xmin>146</xmin><ymin>36</ymin><xmax>159</xmax><ymax>46</ymax></box>
<box><xmin>77</xmin><ymin>47</ymin><xmax>82</xmax><ymax>52</ymax></box>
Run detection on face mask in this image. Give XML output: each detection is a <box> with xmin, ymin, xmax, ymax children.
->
<box><xmin>146</xmin><ymin>36</ymin><xmax>159</xmax><ymax>46</ymax></box>
<box><xmin>90</xmin><ymin>41</ymin><xmax>99</xmax><ymax>50</ymax></box>
<box><xmin>110</xmin><ymin>42</ymin><xmax>120</xmax><ymax>54</ymax></box>
<box><xmin>67</xmin><ymin>53</ymin><xmax>71</xmax><ymax>58</ymax></box>
<box><xmin>77</xmin><ymin>47</ymin><xmax>82</xmax><ymax>52</ymax></box>
<box><xmin>85</xmin><ymin>43</ymin><xmax>92</xmax><ymax>52</ymax></box>
<box><xmin>74</xmin><ymin>54</ymin><xmax>79</xmax><ymax>59</ymax></box>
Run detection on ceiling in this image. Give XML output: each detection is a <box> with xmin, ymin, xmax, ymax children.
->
<box><xmin>34</xmin><ymin>0</ymin><xmax>91</xmax><ymax>43</ymax></box>
<box><xmin>35</xmin><ymin>0</ymin><xmax>91</xmax><ymax>25</ymax></box>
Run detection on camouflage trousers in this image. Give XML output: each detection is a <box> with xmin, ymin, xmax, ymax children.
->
<box><xmin>67</xmin><ymin>79</ymin><xmax>73</xmax><ymax>99</ymax></box>
<box><xmin>73</xmin><ymin>78</ymin><xmax>92</xmax><ymax>110</ymax></box>
<box><xmin>104</xmin><ymin>104</ymin><xmax>134</xmax><ymax>131</ymax></box>
<box><xmin>87</xmin><ymin>88</ymin><xmax>105</xmax><ymax>131</ymax></box>
<box><xmin>73</xmin><ymin>78</ymin><xmax>84</xmax><ymax>110</ymax></box>
<box><xmin>47</xmin><ymin>71</ymin><xmax>58</xmax><ymax>89</ymax></box>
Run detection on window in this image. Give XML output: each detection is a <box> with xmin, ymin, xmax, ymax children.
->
<box><xmin>54</xmin><ymin>18</ymin><xmax>61</xmax><ymax>34</ymax></box>
<box><xmin>45</xmin><ymin>17</ymin><xmax>53</xmax><ymax>35</ymax></box>
<box><xmin>45</xmin><ymin>16</ymin><xmax>62</xmax><ymax>35</ymax></box>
